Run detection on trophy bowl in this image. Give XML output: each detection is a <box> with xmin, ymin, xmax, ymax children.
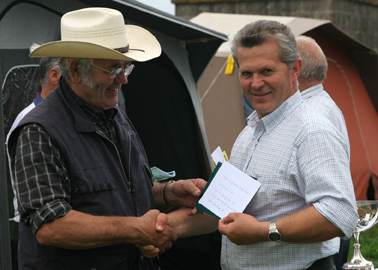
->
<box><xmin>343</xmin><ymin>200</ymin><xmax>378</xmax><ymax>270</ymax></box>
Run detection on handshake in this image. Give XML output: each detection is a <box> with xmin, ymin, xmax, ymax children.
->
<box><xmin>134</xmin><ymin>177</ymin><xmax>247</xmax><ymax>258</ymax></box>
<box><xmin>135</xmin><ymin>178</ymin><xmax>211</xmax><ymax>258</ymax></box>
<box><xmin>135</xmin><ymin>210</ymin><xmax>177</xmax><ymax>258</ymax></box>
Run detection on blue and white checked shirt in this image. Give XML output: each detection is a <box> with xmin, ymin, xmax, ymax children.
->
<box><xmin>221</xmin><ymin>91</ymin><xmax>358</xmax><ymax>270</ymax></box>
<box><xmin>301</xmin><ymin>84</ymin><xmax>350</xmax><ymax>158</ymax></box>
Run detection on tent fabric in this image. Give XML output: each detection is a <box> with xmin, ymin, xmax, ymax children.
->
<box><xmin>2</xmin><ymin>65</ymin><xmax>40</xmax><ymax>136</ymax></box>
<box><xmin>191</xmin><ymin>12</ymin><xmax>378</xmax><ymax>201</ymax></box>
<box><xmin>0</xmin><ymin>1</ymin><xmax>227</xmax><ymax>269</ymax></box>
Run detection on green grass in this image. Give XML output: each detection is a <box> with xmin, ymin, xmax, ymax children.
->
<box><xmin>347</xmin><ymin>225</ymin><xmax>378</xmax><ymax>267</ymax></box>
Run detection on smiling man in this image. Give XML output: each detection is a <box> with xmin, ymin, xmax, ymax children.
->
<box><xmin>143</xmin><ymin>20</ymin><xmax>358</xmax><ymax>270</ymax></box>
<box><xmin>7</xmin><ymin>7</ymin><xmax>207</xmax><ymax>270</ymax></box>
<box><xmin>217</xmin><ymin>20</ymin><xmax>358</xmax><ymax>270</ymax></box>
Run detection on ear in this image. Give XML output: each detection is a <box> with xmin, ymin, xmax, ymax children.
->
<box><xmin>49</xmin><ymin>67</ymin><xmax>61</xmax><ymax>85</ymax></box>
<box><xmin>291</xmin><ymin>58</ymin><xmax>302</xmax><ymax>82</ymax></box>
<box><xmin>68</xmin><ymin>60</ymin><xmax>81</xmax><ymax>84</ymax></box>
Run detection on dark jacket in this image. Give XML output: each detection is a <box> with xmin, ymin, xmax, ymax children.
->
<box><xmin>10</xmin><ymin>78</ymin><xmax>159</xmax><ymax>270</ymax></box>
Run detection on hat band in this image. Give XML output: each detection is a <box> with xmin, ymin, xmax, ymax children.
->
<box><xmin>115</xmin><ymin>46</ymin><xmax>129</xmax><ymax>53</ymax></box>
<box><xmin>114</xmin><ymin>45</ymin><xmax>145</xmax><ymax>54</ymax></box>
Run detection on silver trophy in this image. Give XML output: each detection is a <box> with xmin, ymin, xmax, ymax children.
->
<box><xmin>343</xmin><ymin>200</ymin><xmax>378</xmax><ymax>270</ymax></box>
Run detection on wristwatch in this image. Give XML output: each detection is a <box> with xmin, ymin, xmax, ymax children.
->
<box><xmin>268</xmin><ymin>221</ymin><xmax>282</xmax><ymax>242</ymax></box>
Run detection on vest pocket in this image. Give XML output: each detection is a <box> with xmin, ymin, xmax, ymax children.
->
<box><xmin>73</xmin><ymin>182</ymin><xmax>115</xmax><ymax>194</ymax></box>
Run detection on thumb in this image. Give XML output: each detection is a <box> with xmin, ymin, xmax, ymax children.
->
<box><xmin>222</xmin><ymin>214</ymin><xmax>235</xmax><ymax>225</ymax></box>
<box><xmin>188</xmin><ymin>181</ymin><xmax>201</xmax><ymax>196</ymax></box>
<box><xmin>156</xmin><ymin>213</ymin><xmax>167</xmax><ymax>232</ymax></box>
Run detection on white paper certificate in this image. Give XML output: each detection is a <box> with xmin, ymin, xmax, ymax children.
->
<box><xmin>197</xmin><ymin>161</ymin><xmax>261</xmax><ymax>219</ymax></box>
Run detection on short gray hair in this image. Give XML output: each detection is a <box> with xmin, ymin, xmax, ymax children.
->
<box><xmin>296</xmin><ymin>35</ymin><xmax>327</xmax><ymax>81</ymax></box>
<box><xmin>39</xmin><ymin>57</ymin><xmax>60</xmax><ymax>86</ymax></box>
<box><xmin>231</xmin><ymin>20</ymin><xmax>299</xmax><ymax>70</ymax></box>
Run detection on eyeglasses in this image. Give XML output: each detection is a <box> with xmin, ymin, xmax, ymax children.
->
<box><xmin>91</xmin><ymin>63</ymin><xmax>135</xmax><ymax>79</ymax></box>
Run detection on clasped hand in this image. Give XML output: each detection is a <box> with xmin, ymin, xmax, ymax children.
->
<box><xmin>135</xmin><ymin>210</ymin><xmax>176</xmax><ymax>258</ymax></box>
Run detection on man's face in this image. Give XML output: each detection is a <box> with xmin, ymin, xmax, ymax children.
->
<box><xmin>79</xmin><ymin>59</ymin><xmax>132</xmax><ymax>111</ymax></box>
<box><xmin>237</xmin><ymin>39</ymin><xmax>301</xmax><ymax>119</ymax></box>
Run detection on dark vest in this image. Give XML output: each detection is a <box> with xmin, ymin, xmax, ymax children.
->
<box><xmin>10</xmin><ymin>79</ymin><xmax>159</xmax><ymax>270</ymax></box>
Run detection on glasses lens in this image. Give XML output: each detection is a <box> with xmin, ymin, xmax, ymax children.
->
<box><xmin>124</xmin><ymin>65</ymin><xmax>135</xmax><ymax>77</ymax></box>
<box><xmin>109</xmin><ymin>65</ymin><xmax>134</xmax><ymax>79</ymax></box>
<box><xmin>110</xmin><ymin>68</ymin><xmax>123</xmax><ymax>79</ymax></box>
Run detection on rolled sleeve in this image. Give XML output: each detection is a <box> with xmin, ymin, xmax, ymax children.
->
<box><xmin>298</xmin><ymin>130</ymin><xmax>358</xmax><ymax>238</ymax></box>
<box><xmin>13</xmin><ymin>124</ymin><xmax>72</xmax><ymax>235</ymax></box>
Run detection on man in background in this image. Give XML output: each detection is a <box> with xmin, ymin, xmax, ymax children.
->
<box><xmin>296</xmin><ymin>35</ymin><xmax>351</xmax><ymax>270</ymax></box>
<box><xmin>5</xmin><ymin>55</ymin><xmax>61</xmax><ymax>268</ymax></box>
<box><xmin>6</xmin><ymin>55</ymin><xmax>61</xmax><ymax>223</ymax></box>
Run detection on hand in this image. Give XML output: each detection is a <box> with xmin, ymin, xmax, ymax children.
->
<box><xmin>136</xmin><ymin>210</ymin><xmax>177</xmax><ymax>253</ymax></box>
<box><xmin>165</xmin><ymin>178</ymin><xmax>207</xmax><ymax>209</ymax></box>
<box><xmin>137</xmin><ymin>212</ymin><xmax>173</xmax><ymax>257</ymax></box>
<box><xmin>137</xmin><ymin>244</ymin><xmax>160</xmax><ymax>258</ymax></box>
<box><xmin>218</xmin><ymin>213</ymin><xmax>266</xmax><ymax>245</ymax></box>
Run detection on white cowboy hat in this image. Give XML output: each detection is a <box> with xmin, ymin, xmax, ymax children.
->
<box><xmin>30</xmin><ymin>7</ymin><xmax>161</xmax><ymax>62</ymax></box>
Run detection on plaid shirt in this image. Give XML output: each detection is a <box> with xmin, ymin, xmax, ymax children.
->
<box><xmin>301</xmin><ymin>83</ymin><xmax>350</xmax><ymax>158</ymax></box>
<box><xmin>221</xmin><ymin>91</ymin><xmax>357</xmax><ymax>270</ymax></box>
<box><xmin>12</xmin><ymin>87</ymin><xmax>120</xmax><ymax>234</ymax></box>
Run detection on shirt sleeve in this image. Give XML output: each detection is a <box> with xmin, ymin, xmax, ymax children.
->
<box><xmin>297</xmin><ymin>129</ymin><xmax>358</xmax><ymax>239</ymax></box>
<box><xmin>13</xmin><ymin>123</ymin><xmax>72</xmax><ymax>235</ymax></box>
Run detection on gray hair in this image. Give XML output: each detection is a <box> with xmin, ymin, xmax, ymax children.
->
<box><xmin>59</xmin><ymin>58</ymin><xmax>93</xmax><ymax>85</ymax></box>
<box><xmin>39</xmin><ymin>57</ymin><xmax>60</xmax><ymax>86</ymax></box>
<box><xmin>231</xmin><ymin>20</ymin><xmax>299</xmax><ymax>70</ymax></box>
<box><xmin>296</xmin><ymin>35</ymin><xmax>327</xmax><ymax>81</ymax></box>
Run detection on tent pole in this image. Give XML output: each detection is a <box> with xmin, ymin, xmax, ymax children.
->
<box><xmin>0</xmin><ymin>100</ymin><xmax>12</xmax><ymax>269</ymax></box>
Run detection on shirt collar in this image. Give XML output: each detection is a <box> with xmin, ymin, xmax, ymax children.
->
<box><xmin>33</xmin><ymin>92</ymin><xmax>43</xmax><ymax>106</ymax></box>
<box><xmin>248</xmin><ymin>90</ymin><xmax>303</xmax><ymax>134</ymax></box>
<box><xmin>300</xmin><ymin>83</ymin><xmax>323</xmax><ymax>100</ymax></box>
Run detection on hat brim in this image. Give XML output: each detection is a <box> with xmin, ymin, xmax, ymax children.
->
<box><xmin>29</xmin><ymin>25</ymin><xmax>161</xmax><ymax>62</ymax></box>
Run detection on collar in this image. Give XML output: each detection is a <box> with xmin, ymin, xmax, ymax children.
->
<box><xmin>247</xmin><ymin>91</ymin><xmax>303</xmax><ymax>134</ymax></box>
<box><xmin>300</xmin><ymin>84</ymin><xmax>323</xmax><ymax>101</ymax></box>
<box><xmin>33</xmin><ymin>92</ymin><xmax>43</xmax><ymax>106</ymax></box>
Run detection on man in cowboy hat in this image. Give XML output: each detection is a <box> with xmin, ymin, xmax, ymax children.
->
<box><xmin>7</xmin><ymin>7</ymin><xmax>206</xmax><ymax>270</ymax></box>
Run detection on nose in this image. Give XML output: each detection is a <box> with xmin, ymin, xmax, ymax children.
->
<box><xmin>250</xmin><ymin>74</ymin><xmax>264</xmax><ymax>89</ymax></box>
<box><xmin>115</xmin><ymin>70</ymin><xmax>128</xmax><ymax>84</ymax></box>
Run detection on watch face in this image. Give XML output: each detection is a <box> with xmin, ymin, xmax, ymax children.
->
<box><xmin>269</xmin><ymin>232</ymin><xmax>281</xmax><ymax>241</ymax></box>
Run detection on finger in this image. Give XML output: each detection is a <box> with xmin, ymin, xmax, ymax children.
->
<box><xmin>218</xmin><ymin>219</ymin><xmax>229</xmax><ymax>235</ymax></box>
<box><xmin>187</xmin><ymin>208</ymin><xmax>199</xmax><ymax>216</ymax></box>
<box><xmin>138</xmin><ymin>245</ymin><xmax>160</xmax><ymax>258</ymax></box>
<box><xmin>187</xmin><ymin>207</ymin><xmax>203</xmax><ymax>216</ymax></box>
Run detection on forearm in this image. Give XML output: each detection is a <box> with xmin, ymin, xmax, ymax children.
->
<box><xmin>153</xmin><ymin>181</ymin><xmax>173</xmax><ymax>212</ymax></box>
<box><xmin>219</xmin><ymin>206</ymin><xmax>344</xmax><ymax>245</ymax></box>
<box><xmin>277</xmin><ymin>206</ymin><xmax>343</xmax><ymax>243</ymax></box>
<box><xmin>168</xmin><ymin>208</ymin><xmax>218</xmax><ymax>238</ymax></box>
<box><xmin>36</xmin><ymin>210</ymin><xmax>158</xmax><ymax>249</ymax></box>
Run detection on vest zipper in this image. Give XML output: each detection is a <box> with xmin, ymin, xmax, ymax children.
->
<box><xmin>96</xmin><ymin>130</ymin><xmax>134</xmax><ymax>193</ymax></box>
